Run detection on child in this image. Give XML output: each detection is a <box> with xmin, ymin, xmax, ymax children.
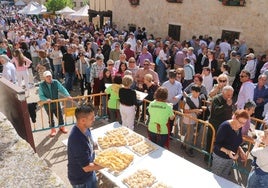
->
<box><xmin>182</xmin><ymin>85</ymin><xmax>203</xmax><ymax>157</ymax></box>
<box><xmin>99</xmin><ymin>68</ymin><xmax>113</xmax><ymax>117</ymax></box>
<box><xmin>202</xmin><ymin>67</ymin><xmax>213</xmax><ymax>94</ymax></box>
<box><xmin>105</xmin><ymin>75</ymin><xmax>122</xmax><ymax>123</ymax></box>
<box><xmin>148</xmin><ymin>87</ymin><xmax>175</xmax><ymax>148</ymax></box>
<box><xmin>119</xmin><ymin>75</ymin><xmax>137</xmax><ymax>130</ymax></box>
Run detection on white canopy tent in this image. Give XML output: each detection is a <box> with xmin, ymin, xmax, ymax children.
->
<box><xmin>55</xmin><ymin>6</ymin><xmax>75</xmax><ymax>15</ymax></box>
<box><xmin>27</xmin><ymin>4</ymin><xmax>47</xmax><ymax>15</ymax></box>
<box><xmin>15</xmin><ymin>0</ymin><xmax>26</xmax><ymax>6</ymax></box>
<box><xmin>18</xmin><ymin>1</ymin><xmax>47</xmax><ymax>15</ymax></box>
<box><xmin>68</xmin><ymin>4</ymin><xmax>89</xmax><ymax>20</ymax></box>
<box><xmin>18</xmin><ymin>3</ymin><xmax>37</xmax><ymax>14</ymax></box>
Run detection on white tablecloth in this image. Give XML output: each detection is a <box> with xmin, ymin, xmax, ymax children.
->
<box><xmin>90</xmin><ymin>122</ymin><xmax>241</xmax><ymax>188</ymax></box>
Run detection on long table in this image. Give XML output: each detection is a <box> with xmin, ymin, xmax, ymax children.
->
<box><xmin>90</xmin><ymin>122</ymin><xmax>241</xmax><ymax>188</ymax></box>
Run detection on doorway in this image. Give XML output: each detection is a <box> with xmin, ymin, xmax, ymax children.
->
<box><xmin>168</xmin><ymin>24</ymin><xmax>181</xmax><ymax>41</ymax></box>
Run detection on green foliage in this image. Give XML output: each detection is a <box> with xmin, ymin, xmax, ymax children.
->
<box><xmin>45</xmin><ymin>0</ymin><xmax>74</xmax><ymax>13</ymax></box>
<box><xmin>82</xmin><ymin>0</ymin><xmax>89</xmax><ymax>7</ymax></box>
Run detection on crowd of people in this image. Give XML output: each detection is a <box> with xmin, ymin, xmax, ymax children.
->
<box><xmin>0</xmin><ymin>4</ymin><xmax>268</xmax><ymax>187</ymax></box>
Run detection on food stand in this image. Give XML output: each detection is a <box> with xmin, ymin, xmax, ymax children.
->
<box><xmin>63</xmin><ymin>122</ymin><xmax>241</xmax><ymax>187</ymax></box>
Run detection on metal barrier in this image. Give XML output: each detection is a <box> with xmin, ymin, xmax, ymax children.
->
<box><xmin>138</xmin><ymin>99</ymin><xmax>216</xmax><ymax>167</ymax></box>
<box><xmin>32</xmin><ymin>93</ymin><xmax>108</xmax><ymax>132</ymax></box>
<box><xmin>240</xmin><ymin>117</ymin><xmax>267</xmax><ymax>167</ymax></box>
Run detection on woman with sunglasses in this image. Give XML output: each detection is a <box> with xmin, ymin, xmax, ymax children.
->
<box><xmin>212</xmin><ymin>109</ymin><xmax>249</xmax><ymax>179</ymax></box>
<box><xmin>209</xmin><ymin>74</ymin><xmax>229</xmax><ymax>100</ymax></box>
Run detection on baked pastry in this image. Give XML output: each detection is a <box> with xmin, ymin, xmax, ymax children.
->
<box><xmin>122</xmin><ymin>169</ymin><xmax>156</xmax><ymax>188</ymax></box>
<box><xmin>98</xmin><ymin>133</ymin><xmax>127</xmax><ymax>149</ymax></box>
<box><xmin>94</xmin><ymin>148</ymin><xmax>134</xmax><ymax>172</ymax></box>
<box><xmin>126</xmin><ymin>133</ymin><xmax>143</xmax><ymax>146</ymax></box>
<box><xmin>132</xmin><ymin>141</ymin><xmax>157</xmax><ymax>156</ymax></box>
<box><xmin>152</xmin><ymin>182</ymin><xmax>170</xmax><ymax>188</ymax></box>
<box><xmin>106</xmin><ymin>127</ymin><xmax>129</xmax><ymax>136</ymax></box>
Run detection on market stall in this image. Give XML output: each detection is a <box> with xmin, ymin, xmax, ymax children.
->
<box><xmin>64</xmin><ymin>122</ymin><xmax>241</xmax><ymax>188</ymax></box>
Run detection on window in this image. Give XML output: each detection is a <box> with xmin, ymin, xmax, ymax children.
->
<box><xmin>129</xmin><ymin>0</ymin><xmax>139</xmax><ymax>6</ymax></box>
<box><xmin>128</xmin><ymin>24</ymin><xmax>136</xmax><ymax>33</ymax></box>
<box><xmin>167</xmin><ymin>0</ymin><xmax>183</xmax><ymax>3</ymax></box>
<box><xmin>221</xmin><ymin>30</ymin><xmax>240</xmax><ymax>44</ymax></box>
<box><xmin>220</xmin><ymin>0</ymin><xmax>245</xmax><ymax>6</ymax></box>
<box><xmin>73</xmin><ymin>2</ymin><xmax>77</xmax><ymax>7</ymax></box>
<box><xmin>80</xmin><ymin>2</ymin><xmax>83</xmax><ymax>7</ymax></box>
<box><xmin>168</xmin><ymin>24</ymin><xmax>181</xmax><ymax>41</ymax></box>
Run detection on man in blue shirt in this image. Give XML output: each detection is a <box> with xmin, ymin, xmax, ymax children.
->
<box><xmin>254</xmin><ymin>74</ymin><xmax>268</xmax><ymax>129</ymax></box>
<box><xmin>162</xmin><ymin>70</ymin><xmax>183</xmax><ymax>136</ymax></box>
<box><xmin>68</xmin><ymin>104</ymin><xmax>103</xmax><ymax>188</ymax></box>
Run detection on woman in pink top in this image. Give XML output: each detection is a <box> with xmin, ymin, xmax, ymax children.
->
<box><xmin>11</xmin><ymin>49</ymin><xmax>32</xmax><ymax>91</ymax></box>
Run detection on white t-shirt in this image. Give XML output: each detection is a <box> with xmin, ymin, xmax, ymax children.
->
<box><xmin>183</xmin><ymin>96</ymin><xmax>200</xmax><ymax>125</ymax></box>
<box><xmin>251</xmin><ymin>146</ymin><xmax>268</xmax><ymax>172</ymax></box>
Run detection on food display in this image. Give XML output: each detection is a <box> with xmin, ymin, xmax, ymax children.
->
<box><xmin>132</xmin><ymin>141</ymin><xmax>157</xmax><ymax>156</ymax></box>
<box><xmin>122</xmin><ymin>169</ymin><xmax>156</xmax><ymax>188</ymax></box>
<box><xmin>94</xmin><ymin>148</ymin><xmax>134</xmax><ymax>173</ymax></box>
<box><xmin>106</xmin><ymin>127</ymin><xmax>129</xmax><ymax>136</ymax></box>
<box><xmin>126</xmin><ymin>133</ymin><xmax>143</xmax><ymax>146</ymax></box>
<box><xmin>97</xmin><ymin>133</ymin><xmax>127</xmax><ymax>149</ymax></box>
<box><xmin>152</xmin><ymin>182</ymin><xmax>170</xmax><ymax>188</ymax></box>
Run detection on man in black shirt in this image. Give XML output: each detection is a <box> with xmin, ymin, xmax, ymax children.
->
<box><xmin>62</xmin><ymin>46</ymin><xmax>76</xmax><ymax>92</ymax></box>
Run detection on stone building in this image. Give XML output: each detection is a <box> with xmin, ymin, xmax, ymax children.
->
<box><xmin>89</xmin><ymin>0</ymin><xmax>268</xmax><ymax>55</ymax></box>
<box><xmin>13</xmin><ymin>0</ymin><xmax>267</xmax><ymax>54</ymax></box>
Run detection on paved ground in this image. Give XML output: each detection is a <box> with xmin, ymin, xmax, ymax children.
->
<box><xmin>32</xmin><ymin>119</ymin><xmax>250</xmax><ymax>188</ymax></box>
<box><xmin>28</xmin><ymin>84</ymin><xmax>250</xmax><ymax>187</ymax></box>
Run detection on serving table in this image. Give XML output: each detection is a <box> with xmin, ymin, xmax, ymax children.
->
<box><xmin>63</xmin><ymin>122</ymin><xmax>241</xmax><ymax>188</ymax></box>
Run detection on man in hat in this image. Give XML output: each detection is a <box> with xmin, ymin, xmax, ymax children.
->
<box><xmin>244</xmin><ymin>53</ymin><xmax>257</xmax><ymax>80</ymax></box>
<box><xmin>39</xmin><ymin>70</ymin><xmax>72</xmax><ymax>137</ymax></box>
<box><xmin>126</xmin><ymin>32</ymin><xmax>136</xmax><ymax>52</ymax></box>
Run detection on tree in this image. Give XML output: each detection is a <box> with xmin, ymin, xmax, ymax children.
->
<box><xmin>45</xmin><ymin>0</ymin><xmax>74</xmax><ymax>13</ymax></box>
<box><xmin>82</xmin><ymin>0</ymin><xmax>89</xmax><ymax>7</ymax></box>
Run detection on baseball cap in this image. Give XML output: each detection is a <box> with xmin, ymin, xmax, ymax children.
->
<box><xmin>43</xmin><ymin>71</ymin><xmax>52</xmax><ymax>77</ymax></box>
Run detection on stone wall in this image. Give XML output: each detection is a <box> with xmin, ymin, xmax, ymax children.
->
<box><xmin>0</xmin><ymin>113</ymin><xmax>65</xmax><ymax>188</ymax></box>
<box><xmin>110</xmin><ymin>0</ymin><xmax>268</xmax><ymax>55</ymax></box>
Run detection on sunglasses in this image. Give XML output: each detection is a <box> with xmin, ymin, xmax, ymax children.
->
<box><xmin>108</xmin><ymin>64</ymin><xmax>114</xmax><ymax>66</ymax></box>
<box><xmin>144</xmin><ymin>64</ymin><xmax>149</xmax><ymax>66</ymax></box>
<box><xmin>219</xmin><ymin>80</ymin><xmax>227</xmax><ymax>83</ymax></box>
<box><xmin>240</xmin><ymin>75</ymin><xmax>247</xmax><ymax>78</ymax></box>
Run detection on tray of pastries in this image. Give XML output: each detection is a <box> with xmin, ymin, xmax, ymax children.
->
<box><xmin>131</xmin><ymin>141</ymin><xmax>157</xmax><ymax>156</ymax></box>
<box><xmin>152</xmin><ymin>182</ymin><xmax>171</xmax><ymax>188</ymax></box>
<box><xmin>126</xmin><ymin>133</ymin><xmax>143</xmax><ymax>146</ymax></box>
<box><xmin>97</xmin><ymin>133</ymin><xmax>127</xmax><ymax>149</ymax></box>
<box><xmin>122</xmin><ymin>169</ymin><xmax>157</xmax><ymax>188</ymax></box>
<box><xmin>94</xmin><ymin>148</ymin><xmax>134</xmax><ymax>174</ymax></box>
<box><xmin>106</xmin><ymin>126</ymin><xmax>129</xmax><ymax>136</ymax></box>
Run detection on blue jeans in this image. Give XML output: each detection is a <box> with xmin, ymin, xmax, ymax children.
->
<box><xmin>65</xmin><ymin>72</ymin><xmax>75</xmax><ymax>92</ymax></box>
<box><xmin>247</xmin><ymin>169</ymin><xmax>268</xmax><ymax>188</ymax></box>
<box><xmin>156</xmin><ymin>60</ymin><xmax>167</xmax><ymax>84</ymax></box>
<box><xmin>72</xmin><ymin>172</ymin><xmax>97</xmax><ymax>188</ymax></box>
<box><xmin>53</xmin><ymin>64</ymin><xmax>62</xmax><ymax>80</ymax></box>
